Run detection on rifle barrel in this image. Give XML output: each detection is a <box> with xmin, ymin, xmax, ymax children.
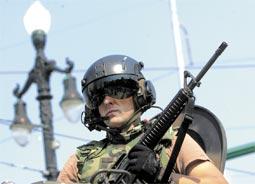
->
<box><xmin>189</xmin><ymin>42</ymin><xmax>228</xmax><ymax>90</ymax></box>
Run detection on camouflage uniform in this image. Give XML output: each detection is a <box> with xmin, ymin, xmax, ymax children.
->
<box><xmin>76</xmin><ymin>120</ymin><xmax>175</xmax><ymax>183</ymax></box>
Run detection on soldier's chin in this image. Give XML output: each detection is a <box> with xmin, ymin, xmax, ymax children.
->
<box><xmin>105</xmin><ymin>118</ymin><xmax>124</xmax><ymax>128</ymax></box>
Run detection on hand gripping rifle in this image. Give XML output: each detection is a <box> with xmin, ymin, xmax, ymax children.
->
<box><xmin>90</xmin><ymin>42</ymin><xmax>228</xmax><ymax>184</ymax></box>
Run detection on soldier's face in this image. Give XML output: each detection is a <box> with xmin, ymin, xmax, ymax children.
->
<box><xmin>98</xmin><ymin>95</ymin><xmax>135</xmax><ymax>128</ymax></box>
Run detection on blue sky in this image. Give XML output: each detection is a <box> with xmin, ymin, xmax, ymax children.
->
<box><xmin>0</xmin><ymin>0</ymin><xmax>255</xmax><ymax>183</ymax></box>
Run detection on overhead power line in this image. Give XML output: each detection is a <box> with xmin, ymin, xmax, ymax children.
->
<box><xmin>1</xmin><ymin>62</ymin><xmax>255</xmax><ymax>76</ymax></box>
<box><xmin>0</xmin><ymin>118</ymin><xmax>11</xmax><ymax>125</ymax></box>
<box><xmin>33</xmin><ymin>128</ymin><xmax>90</xmax><ymax>142</ymax></box>
<box><xmin>0</xmin><ymin>161</ymin><xmax>46</xmax><ymax>175</ymax></box>
<box><xmin>0</xmin><ymin>0</ymin><xmax>162</xmax><ymax>52</ymax></box>
<box><xmin>0</xmin><ymin>137</ymin><xmax>13</xmax><ymax>144</ymax></box>
<box><xmin>226</xmin><ymin>126</ymin><xmax>255</xmax><ymax>131</ymax></box>
<box><xmin>1</xmin><ymin>160</ymin><xmax>255</xmax><ymax>177</ymax></box>
<box><xmin>0</xmin><ymin>118</ymin><xmax>91</xmax><ymax>143</ymax></box>
<box><xmin>226</xmin><ymin>167</ymin><xmax>255</xmax><ymax>176</ymax></box>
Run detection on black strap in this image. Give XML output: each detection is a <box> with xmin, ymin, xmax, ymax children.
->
<box><xmin>161</xmin><ymin>97</ymin><xmax>194</xmax><ymax>183</ymax></box>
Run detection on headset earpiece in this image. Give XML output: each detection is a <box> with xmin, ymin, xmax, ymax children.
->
<box><xmin>135</xmin><ymin>79</ymin><xmax>156</xmax><ymax>111</ymax></box>
<box><xmin>144</xmin><ymin>80</ymin><xmax>156</xmax><ymax>105</ymax></box>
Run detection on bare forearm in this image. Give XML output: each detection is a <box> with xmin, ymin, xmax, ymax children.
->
<box><xmin>170</xmin><ymin>173</ymin><xmax>228</xmax><ymax>184</ymax></box>
<box><xmin>170</xmin><ymin>173</ymin><xmax>200</xmax><ymax>184</ymax></box>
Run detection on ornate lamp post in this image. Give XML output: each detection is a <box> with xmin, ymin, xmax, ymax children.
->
<box><xmin>9</xmin><ymin>1</ymin><xmax>83</xmax><ymax>181</ymax></box>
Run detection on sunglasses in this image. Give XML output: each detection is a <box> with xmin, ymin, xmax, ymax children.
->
<box><xmin>87</xmin><ymin>85</ymin><xmax>137</xmax><ymax>108</ymax></box>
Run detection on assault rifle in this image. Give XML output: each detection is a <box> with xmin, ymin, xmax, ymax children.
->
<box><xmin>90</xmin><ymin>42</ymin><xmax>228</xmax><ymax>184</ymax></box>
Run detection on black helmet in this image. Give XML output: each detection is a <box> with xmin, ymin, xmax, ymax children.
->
<box><xmin>81</xmin><ymin>55</ymin><xmax>156</xmax><ymax>131</ymax></box>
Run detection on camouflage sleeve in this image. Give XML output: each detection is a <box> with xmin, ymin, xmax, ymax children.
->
<box><xmin>57</xmin><ymin>154</ymin><xmax>79</xmax><ymax>183</ymax></box>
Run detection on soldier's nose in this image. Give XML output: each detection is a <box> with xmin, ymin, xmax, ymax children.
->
<box><xmin>102</xmin><ymin>95</ymin><xmax>114</xmax><ymax>104</ymax></box>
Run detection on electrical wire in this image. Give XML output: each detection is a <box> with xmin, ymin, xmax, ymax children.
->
<box><xmin>0</xmin><ymin>118</ymin><xmax>12</xmax><ymax>125</ymax></box>
<box><xmin>226</xmin><ymin>167</ymin><xmax>255</xmax><ymax>176</ymax></box>
<box><xmin>0</xmin><ymin>118</ymin><xmax>91</xmax><ymax>143</ymax></box>
<box><xmin>1</xmin><ymin>161</ymin><xmax>255</xmax><ymax>176</ymax></box>
<box><xmin>0</xmin><ymin>137</ymin><xmax>13</xmax><ymax>144</ymax></box>
<box><xmin>226</xmin><ymin>126</ymin><xmax>255</xmax><ymax>131</ymax></box>
<box><xmin>0</xmin><ymin>161</ymin><xmax>46</xmax><ymax>174</ymax></box>
<box><xmin>1</xmin><ymin>62</ymin><xmax>255</xmax><ymax>76</ymax></box>
<box><xmin>0</xmin><ymin>0</ymin><xmax>162</xmax><ymax>52</ymax></box>
<box><xmin>33</xmin><ymin>127</ymin><xmax>90</xmax><ymax>142</ymax></box>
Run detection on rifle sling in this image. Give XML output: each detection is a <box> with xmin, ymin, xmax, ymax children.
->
<box><xmin>161</xmin><ymin>97</ymin><xmax>194</xmax><ymax>182</ymax></box>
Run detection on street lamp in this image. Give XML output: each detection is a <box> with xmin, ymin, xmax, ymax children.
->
<box><xmin>10</xmin><ymin>0</ymin><xmax>83</xmax><ymax>181</ymax></box>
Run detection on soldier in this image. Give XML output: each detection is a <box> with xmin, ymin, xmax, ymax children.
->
<box><xmin>57</xmin><ymin>55</ymin><xmax>228</xmax><ymax>183</ymax></box>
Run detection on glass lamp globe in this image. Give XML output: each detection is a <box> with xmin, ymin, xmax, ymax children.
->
<box><xmin>11</xmin><ymin>126</ymin><xmax>31</xmax><ymax>147</ymax></box>
<box><xmin>10</xmin><ymin>100</ymin><xmax>33</xmax><ymax>147</ymax></box>
<box><xmin>23</xmin><ymin>0</ymin><xmax>51</xmax><ymax>34</ymax></box>
<box><xmin>60</xmin><ymin>75</ymin><xmax>84</xmax><ymax>123</ymax></box>
<box><xmin>61</xmin><ymin>100</ymin><xmax>83</xmax><ymax>123</ymax></box>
